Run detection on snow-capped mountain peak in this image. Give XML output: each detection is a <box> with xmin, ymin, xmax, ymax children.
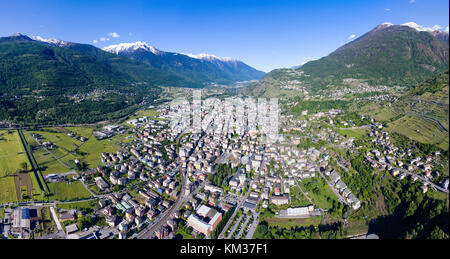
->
<box><xmin>374</xmin><ymin>22</ymin><xmax>448</xmax><ymax>35</ymax></box>
<box><xmin>102</xmin><ymin>41</ymin><xmax>163</xmax><ymax>55</ymax></box>
<box><xmin>182</xmin><ymin>53</ymin><xmax>238</xmax><ymax>62</ymax></box>
<box><xmin>30</xmin><ymin>36</ymin><xmax>71</xmax><ymax>47</ymax></box>
<box><xmin>373</xmin><ymin>23</ymin><xmax>394</xmax><ymax>32</ymax></box>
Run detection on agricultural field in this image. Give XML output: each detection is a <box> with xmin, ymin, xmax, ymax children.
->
<box><xmin>14</xmin><ymin>172</ymin><xmax>33</xmax><ymax>201</ymax></box>
<box><xmin>24</xmin><ymin>126</ymin><xmax>130</xmax><ymax>174</ymax></box>
<box><xmin>418</xmin><ymin>85</ymin><xmax>449</xmax><ymax>105</ymax></box>
<box><xmin>64</xmin><ymin>127</ymin><xmax>94</xmax><ymax>139</ymax></box>
<box><xmin>122</xmin><ymin>108</ymin><xmax>163</xmax><ymax>126</ymax></box>
<box><xmin>28</xmin><ymin>128</ymin><xmax>82</xmax><ymax>153</ymax></box>
<box><xmin>387</xmin><ymin>115</ymin><xmax>449</xmax><ymax>150</ymax></box>
<box><xmin>360</xmin><ymin>92</ymin><xmax>449</xmax><ymax>151</ymax></box>
<box><xmin>24</xmin><ymin>133</ymin><xmax>74</xmax><ymax>176</ymax></box>
<box><xmin>135</xmin><ymin>109</ymin><xmax>159</xmax><ymax>118</ymax></box>
<box><xmin>47</xmin><ymin>181</ymin><xmax>92</xmax><ymax>201</ymax></box>
<box><xmin>77</xmin><ymin>133</ymin><xmax>125</xmax><ymax>168</ymax></box>
<box><xmin>37</xmin><ymin>155</ymin><xmax>73</xmax><ymax>176</ymax></box>
<box><xmin>360</xmin><ymin>103</ymin><xmax>399</xmax><ymax>122</ymax></box>
<box><xmin>377</xmin><ymin>83</ymin><xmax>450</xmax><ymax>150</ymax></box>
<box><xmin>29</xmin><ymin>172</ymin><xmax>46</xmax><ymax>201</ymax></box>
<box><xmin>408</xmin><ymin>102</ymin><xmax>449</xmax><ymax>131</ymax></box>
<box><xmin>0</xmin><ymin>130</ymin><xmax>31</xmax><ymax>176</ymax></box>
<box><xmin>0</xmin><ymin>177</ymin><xmax>19</xmax><ymax>203</ymax></box>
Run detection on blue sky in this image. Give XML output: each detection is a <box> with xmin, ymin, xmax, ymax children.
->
<box><xmin>0</xmin><ymin>0</ymin><xmax>448</xmax><ymax>72</ymax></box>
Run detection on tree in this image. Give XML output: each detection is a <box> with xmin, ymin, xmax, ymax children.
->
<box><xmin>20</xmin><ymin>162</ymin><xmax>28</xmax><ymax>173</ymax></box>
<box><xmin>254</xmin><ymin>221</ymin><xmax>269</xmax><ymax>239</ymax></box>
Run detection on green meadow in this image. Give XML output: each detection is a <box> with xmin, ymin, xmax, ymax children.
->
<box><xmin>0</xmin><ymin>130</ymin><xmax>31</xmax><ymax>176</ymax></box>
<box><xmin>47</xmin><ymin>181</ymin><xmax>92</xmax><ymax>201</ymax></box>
<box><xmin>0</xmin><ymin>177</ymin><xmax>18</xmax><ymax>203</ymax></box>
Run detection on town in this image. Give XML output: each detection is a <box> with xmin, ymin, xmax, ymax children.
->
<box><xmin>1</xmin><ymin>89</ymin><xmax>448</xmax><ymax>240</ymax></box>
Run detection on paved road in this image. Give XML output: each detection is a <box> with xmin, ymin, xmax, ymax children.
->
<box><xmin>235</xmin><ymin>215</ymin><xmax>250</xmax><ymax>239</ymax></box>
<box><xmin>226</xmin><ymin>214</ymin><xmax>245</xmax><ymax>239</ymax></box>
<box><xmin>136</xmin><ymin>118</ymin><xmax>225</xmax><ymax>239</ymax></box>
<box><xmin>49</xmin><ymin>207</ymin><xmax>63</xmax><ymax>232</ymax></box>
<box><xmin>244</xmin><ymin>211</ymin><xmax>259</xmax><ymax>239</ymax></box>
<box><xmin>218</xmin><ymin>156</ymin><xmax>264</xmax><ymax>239</ymax></box>
<box><xmin>218</xmin><ymin>187</ymin><xmax>252</xmax><ymax>239</ymax></box>
<box><xmin>135</xmin><ymin>129</ymin><xmax>190</xmax><ymax>239</ymax></box>
<box><xmin>410</xmin><ymin>99</ymin><xmax>448</xmax><ymax>107</ymax></box>
<box><xmin>400</xmin><ymin>168</ymin><xmax>449</xmax><ymax>194</ymax></box>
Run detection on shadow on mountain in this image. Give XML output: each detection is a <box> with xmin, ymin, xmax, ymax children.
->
<box><xmin>368</xmin><ymin>196</ymin><xmax>449</xmax><ymax>239</ymax></box>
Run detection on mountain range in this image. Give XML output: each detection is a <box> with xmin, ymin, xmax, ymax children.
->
<box><xmin>0</xmin><ymin>33</ymin><xmax>264</xmax><ymax>124</ymax></box>
<box><xmin>102</xmin><ymin>42</ymin><xmax>265</xmax><ymax>85</ymax></box>
<box><xmin>301</xmin><ymin>22</ymin><xmax>449</xmax><ymax>85</ymax></box>
<box><xmin>1</xmin><ymin>21</ymin><xmax>449</xmax><ymax>124</ymax></box>
<box><xmin>0</xmin><ymin>34</ymin><xmax>264</xmax><ymax>94</ymax></box>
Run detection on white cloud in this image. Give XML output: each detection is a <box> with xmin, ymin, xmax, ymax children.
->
<box><xmin>108</xmin><ymin>32</ymin><xmax>120</xmax><ymax>38</ymax></box>
<box><xmin>385</xmin><ymin>8</ymin><xmax>391</xmax><ymax>11</ymax></box>
<box><xmin>93</xmin><ymin>40</ymin><xmax>99</xmax><ymax>44</ymax></box>
<box><xmin>445</xmin><ymin>26</ymin><xmax>449</xmax><ymax>33</ymax></box>
<box><xmin>409</xmin><ymin>0</ymin><xmax>415</xmax><ymax>3</ymax></box>
<box><xmin>348</xmin><ymin>34</ymin><xmax>356</xmax><ymax>40</ymax></box>
<box><xmin>100</xmin><ymin>37</ymin><xmax>110</xmax><ymax>42</ymax></box>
